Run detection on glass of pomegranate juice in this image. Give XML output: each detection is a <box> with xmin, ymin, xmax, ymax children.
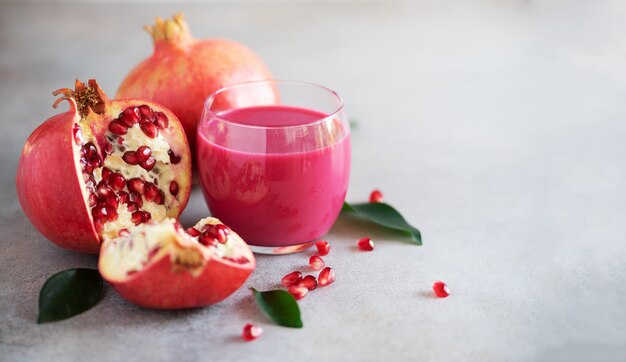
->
<box><xmin>197</xmin><ymin>80</ymin><xmax>351</xmax><ymax>254</ymax></box>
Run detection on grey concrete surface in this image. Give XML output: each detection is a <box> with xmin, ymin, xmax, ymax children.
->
<box><xmin>1</xmin><ymin>1</ymin><xmax>626</xmax><ymax>361</ymax></box>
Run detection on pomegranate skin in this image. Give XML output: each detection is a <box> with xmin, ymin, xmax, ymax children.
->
<box><xmin>116</xmin><ymin>14</ymin><xmax>277</xmax><ymax>153</ymax></box>
<box><xmin>16</xmin><ymin>101</ymin><xmax>100</xmax><ymax>253</ymax></box>
<box><xmin>106</xmin><ymin>255</ymin><xmax>255</xmax><ymax>309</ymax></box>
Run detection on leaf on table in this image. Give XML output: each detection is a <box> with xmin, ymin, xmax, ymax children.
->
<box><xmin>37</xmin><ymin>268</ymin><xmax>104</xmax><ymax>324</ymax></box>
<box><xmin>251</xmin><ymin>288</ymin><xmax>303</xmax><ymax>328</ymax></box>
<box><xmin>342</xmin><ymin>202</ymin><xmax>422</xmax><ymax>244</ymax></box>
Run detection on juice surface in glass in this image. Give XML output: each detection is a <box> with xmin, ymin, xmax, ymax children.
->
<box><xmin>197</xmin><ymin>104</ymin><xmax>351</xmax><ymax>247</ymax></box>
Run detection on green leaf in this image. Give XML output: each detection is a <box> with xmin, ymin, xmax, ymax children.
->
<box><xmin>342</xmin><ymin>202</ymin><xmax>422</xmax><ymax>244</ymax></box>
<box><xmin>38</xmin><ymin>268</ymin><xmax>104</xmax><ymax>324</ymax></box>
<box><xmin>251</xmin><ymin>288</ymin><xmax>303</xmax><ymax>328</ymax></box>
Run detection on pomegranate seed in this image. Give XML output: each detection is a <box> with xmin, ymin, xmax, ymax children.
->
<box><xmin>131</xmin><ymin>211</ymin><xmax>143</xmax><ymax>225</ymax></box>
<box><xmin>369</xmin><ymin>189</ymin><xmax>384</xmax><ymax>203</ymax></box>
<box><xmin>140</xmin><ymin>121</ymin><xmax>158</xmax><ymax>138</ymax></box>
<box><xmin>104</xmin><ymin>142</ymin><xmax>113</xmax><ymax>155</ymax></box>
<box><xmin>242</xmin><ymin>323</ymin><xmax>262</xmax><ymax>342</ymax></box>
<box><xmin>126</xmin><ymin>202</ymin><xmax>138</xmax><ymax>212</ymax></box>
<box><xmin>127</xmin><ymin>178</ymin><xmax>146</xmax><ymax>194</ymax></box>
<box><xmin>144</xmin><ymin>182</ymin><xmax>159</xmax><ymax>202</ymax></box>
<box><xmin>104</xmin><ymin>195</ymin><xmax>118</xmax><ymax>209</ymax></box>
<box><xmin>130</xmin><ymin>191</ymin><xmax>143</xmax><ymax>207</ymax></box>
<box><xmin>432</xmin><ymin>281</ymin><xmax>450</xmax><ymax>298</ymax></box>
<box><xmin>315</xmin><ymin>240</ymin><xmax>330</xmax><ymax>256</ymax></box>
<box><xmin>135</xmin><ymin>146</ymin><xmax>151</xmax><ymax>162</ymax></box>
<box><xmin>138</xmin><ymin>105</ymin><xmax>153</xmax><ymax>119</ymax></box>
<box><xmin>122</xmin><ymin>151</ymin><xmax>138</xmax><ymax>165</ymax></box>
<box><xmin>169</xmin><ymin>181</ymin><xmax>179</xmax><ymax>196</ymax></box>
<box><xmin>85</xmin><ymin>143</ymin><xmax>97</xmax><ymax>159</ymax></box>
<box><xmin>154</xmin><ymin>191</ymin><xmax>165</xmax><ymax>205</ymax></box>
<box><xmin>106</xmin><ymin>206</ymin><xmax>118</xmax><ymax>222</ymax></box>
<box><xmin>357</xmin><ymin>237</ymin><xmax>375</xmax><ymax>251</ymax></box>
<box><xmin>186</xmin><ymin>227</ymin><xmax>201</xmax><ymax>237</ymax></box>
<box><xmin>318</xmin><ymin>267</ymin><xmax>335</xmax><ymax>287</ymax></box>
<box><xmin>142</xmin><ymin>211</ymin><xmax>151</xmax><ymax>223</ymax></box>
<box><xmin>140</xmin><ymin>156</ymin><xmax>156</xmax><ymax>171</ymax></box>
<box><xmin>281</xmin><ymin>271</ymin><xmax>303</xmax><ymax>287</ymax></box>
<box><xmin>109</xmin><ymin>173</ymin><xmax>126</xmax><ymax>191</ymax></box>
<box><xmin>299</xmin><ymin>275</ymin><xmax>318</xmax><ymax>291</ymax></box>
<box><xmin>168</xmin><ymin>150</ymin><xmax>181</xmax><ymax>164</ymax></box>
<box><xmin>215</xmin><ymin>224</ymin><xmax>230</xmax><ymax>243</ymax></box>
<box><xmin>118</xmin><ymin>191</ymin><xmax>130</xmax><ymax>204</ymax></box>
<box><xmin>309</xmin><ymin>255</ymin><xmax>325</xmax><ymax>271</ymax></box>
<box><xmin>120</xmin><ymin>107</ymin><xmax>140</xmax><ymax>127</ymax></box>
<box><xmin>72</xmin><ymin>124</ymin><xmax>82</xmax><ymax>144</ymax></box>
<box><xmin>101</xmin><ymin>167</ymin><xmax>112</xmax><ymax>183</ymax></box>
<box><xmin>88</xmin><ymin>192</ymin><xmax>97</xmax><ymax>207</ymax></box>
<box><xmin>118</xmin><ymin>228</ymin><xmax>130</xmax><ymax>237</ymax></box>
<box><xmin>108</xmin><ymin>120</ymin><xmax>128</xmax><ymax>135</ymax></box>
<box><xmin>199</xmin><ymin>232</ymin><xmax>216</xmax><ymax>246</ymax></box>
<box><xmin>288</xmin><ymin>285</ymin><xmax>309</xmax><ymax>300</ymax></box>
<box><xmin>97</xmin><ymin>183</ymin><xmax>113</xmax><ymax>198</ymax></box>
<box><xmin>154</xmin><ymin>112</ymin><xmax>169</xmax><ymax>129</ymax></box>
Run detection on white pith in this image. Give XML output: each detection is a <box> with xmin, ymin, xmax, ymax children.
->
<box><xmin>100</xmin><ymin>217</ymin><xmax>253</xmax><ymax>280</ymax></box>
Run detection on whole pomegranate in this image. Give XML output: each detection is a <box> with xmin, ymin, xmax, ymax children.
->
<box><xmin>16</xmin><ymin>79</ymin><xmax>192</xmax><ymax>253</ymax></box>
<box><xmin>116</xmin><ymin>13</ymin><xmax>277</xmax><ymax>153</ymax></box>
<box><xmin>99</xmin><ymin>217</ymin><xmax>255</xmax><ymax>309</ymax></box>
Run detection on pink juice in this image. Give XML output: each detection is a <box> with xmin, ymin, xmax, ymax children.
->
<box><xmin>197</xmin><ymin>105</ymin><xmax>351</xmax><ymax>247</ymax></box>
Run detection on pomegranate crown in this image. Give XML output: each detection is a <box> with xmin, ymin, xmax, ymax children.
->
<box><xmin>144</xmin><ymin>13</ymin><xmax>193</xmax><ymax>47</ymax></box>
<box><xmin>52</xmin><ymin>79</ymin><xmax>108</xmax><ymax>117</ymax></box>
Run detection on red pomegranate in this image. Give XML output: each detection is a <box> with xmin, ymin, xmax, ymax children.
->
<box><xmin>16</xmin><ymin>79</ymin><xmax>192</xmax><ymax>253</ymax></box>
<box><xmin>116</xmin><ymin>13</ymin><xmax>277</xmax><ymax>153</ymax></box>
<box><xmin>99</xmin><ymin>217</ymin><xmax>255</xmax><ymax>308</ymax></box>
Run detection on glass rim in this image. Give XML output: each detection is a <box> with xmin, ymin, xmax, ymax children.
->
<box><xmin>202</xmin><ymin>79</ymin><xmax>345</xmax><ymax>130</ymax></box>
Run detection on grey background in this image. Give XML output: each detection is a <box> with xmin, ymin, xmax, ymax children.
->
<box><xmin>1</xmin><ymin>1</ymin><xmax>626</xmax><ymax>361</ymax></box>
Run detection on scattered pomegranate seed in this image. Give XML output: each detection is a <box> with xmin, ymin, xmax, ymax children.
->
<box><xmin>108</xmin><ymin>120</ymin><xmax>128</xmax><ymax>135</ymax></box>
<box><xmin>432</xmin><ymin>281</ymin><xmax>450</xmax><ymax>298</ymax></box>
<box><xmin>169</xmin><ymin>181</ymin><xmax>179</xmax><ymax>196</ymax></box>
<box><xmin>299</xmin><ymin>275</ymin><xmax>318</xmax><ymax>291</ymax></box>
<box><xmin>357</xmin><ymin>237</ymin><xmax>375</xmax><ymax>251</ymax></box>
<box><xmin>309</xmin><ymin>255</ymin><xmax>325</xmax><ymax>271</ymax></box>
<box><xmin>369</xmin><ymin>189</ymin><xmax>384</xmax><ymax>203</ymax></box>
<box><xmin>281</xmin><ymin>271</ymin><xmax>303</xmax><ymax>287</ymax></box>
<box><xmin>315</xmin><ymin>240</ymin><xmax>330</xmax><ymax>256</ymax></box>
<box><xmin>318</xmin><ymin>267</ymin><xmax>335</xmax><ymax>287</ymax></box>
<box><xmin>135</xmin><ymin>146</ymin><xmax>152</xmax><ymax>162</ymax></box>
<box><xmin>288</xmin><ymin>285</ymin><xmax>309</xmax><ymax>300</ymax></box>
<box><xmin>242</xmin><ymin>323</ymin><xmax>262</xmax><ymax>342</ymax></box>
<box><xmin>122</xmin><ymin>151</ymin><xmax>138</xmax><ymax>165</ymax></box>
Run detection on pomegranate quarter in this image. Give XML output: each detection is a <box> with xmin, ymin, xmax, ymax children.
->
<box><xmin>16</xmin><ymin>79</ymin><xmax>192</xmax><ymax>253</ymax></box>
<box><xmin>99</xmin><ymin>217</ymin><xmax>255</xmax><ymax>309</ymax></box>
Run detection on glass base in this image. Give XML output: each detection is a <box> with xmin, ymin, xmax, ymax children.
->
<box><xmin>249</xmin><ymin>241</ymin><xmax>315</xmax><ymax>255</ymax></box>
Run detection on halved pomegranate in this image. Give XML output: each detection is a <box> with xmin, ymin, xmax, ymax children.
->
<box><xmin>16</xmin><ymin>79</ymin><xmax>191</xmax><ymax>253</ymax></box>
<box><xmin>99</xmin><ymin>217</ymin><xmax>255</xmax><ymax>309</ymax></box>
